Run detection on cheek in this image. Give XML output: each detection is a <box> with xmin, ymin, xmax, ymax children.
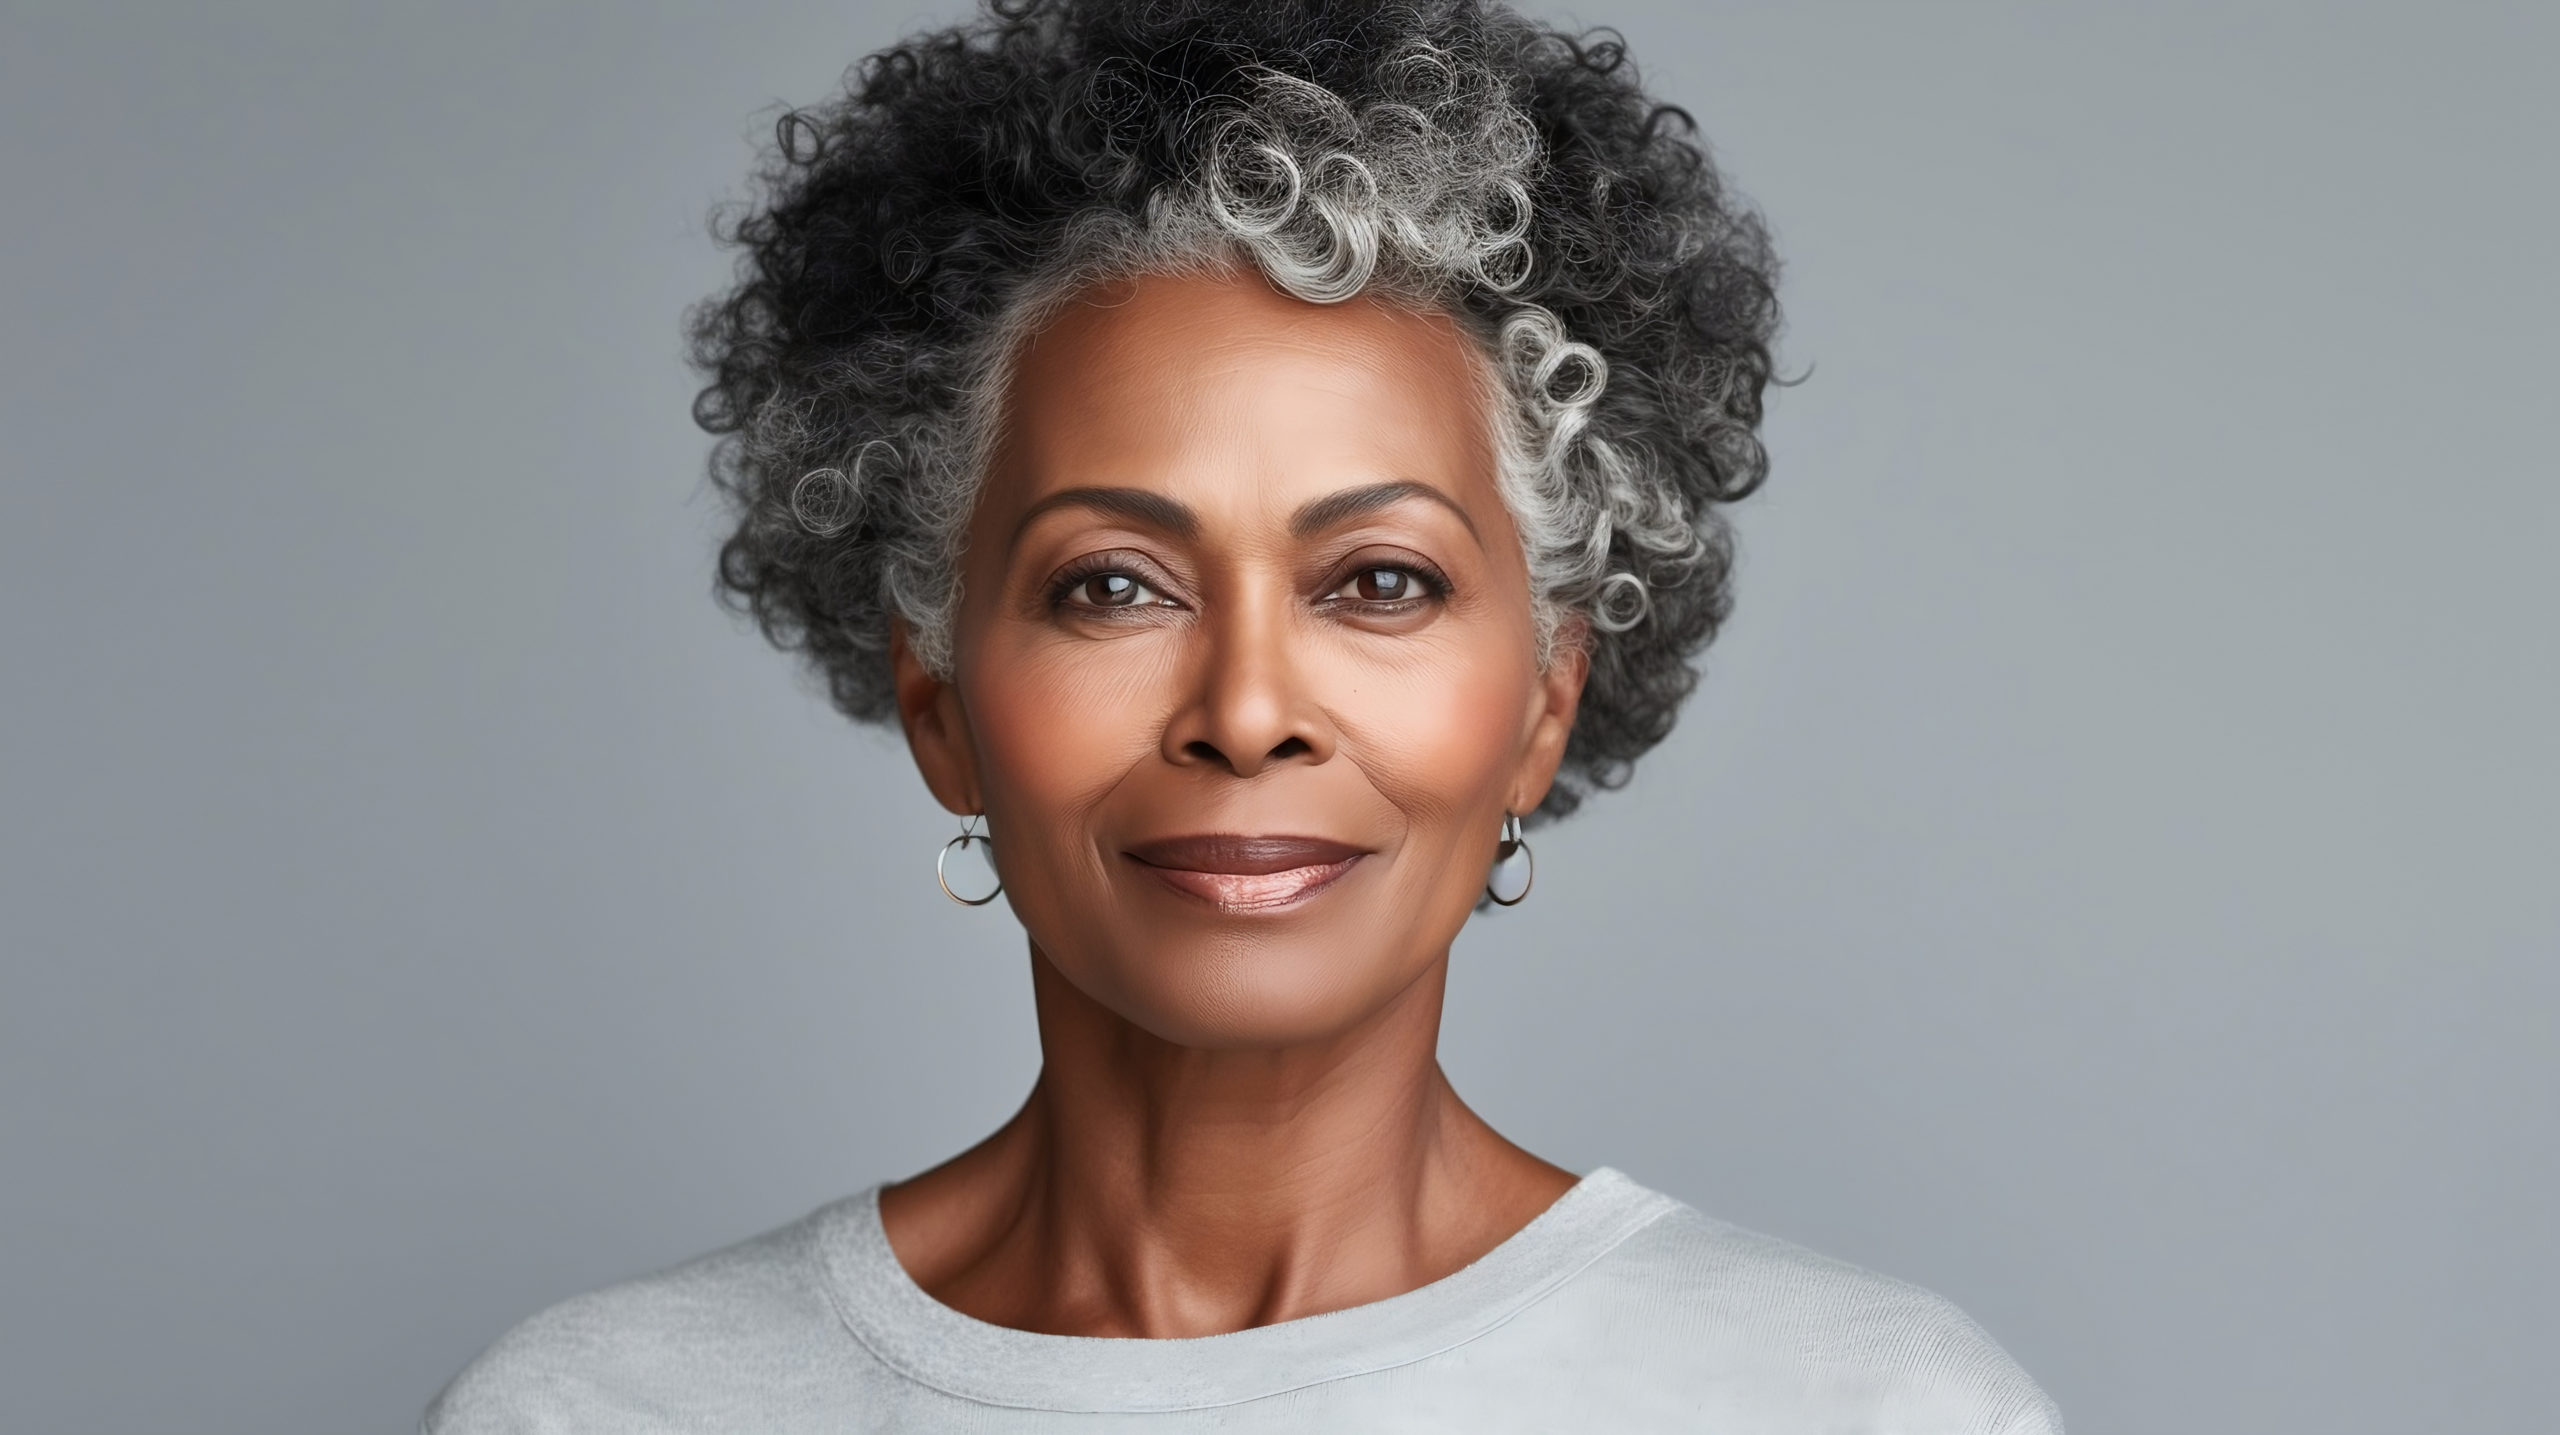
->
<box><xmin>1327</xmin><ymin>631</ymin><xmax>1536</xmax><ymax>833</ymax></box>
<box><xmin>960</xmin><ymin>632</ymin><xmax>1172</xmax><ymax>840</ymax></box>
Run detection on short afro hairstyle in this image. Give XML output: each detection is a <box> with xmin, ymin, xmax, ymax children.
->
<box><xmin>689</xmin><ymin>0</ymin><xmax>1781</xmax><ymax>821</ymax></box>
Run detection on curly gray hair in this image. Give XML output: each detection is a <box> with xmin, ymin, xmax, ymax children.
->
<box><xmin>690</xmin><ymin>0</ymin><xmax>1781</xmax><ymax>820</ymax></box>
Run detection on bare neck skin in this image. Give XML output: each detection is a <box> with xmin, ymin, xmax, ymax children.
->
<box><xmin>878</xmin><ymin>945</ymin><xmax>1574</xmax><ymax>1338</ymax></box>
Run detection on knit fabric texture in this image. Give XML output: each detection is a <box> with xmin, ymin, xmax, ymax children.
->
<box><xmin>426</xmin><ymin>1168</ymin><xmax>2062</xmax><ymax>1433</ymax></box>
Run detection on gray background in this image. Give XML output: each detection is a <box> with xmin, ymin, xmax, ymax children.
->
<box><xmin>2</xmin><ymin>2</ymin><xmax>2551</xmax><ymax>1431</ymax></box>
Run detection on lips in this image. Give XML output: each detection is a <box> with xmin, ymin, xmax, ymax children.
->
<box><xmin>1122</xmin><ymin>835</ymin><xmax>1368</xmax><ymax>911</ymax></box>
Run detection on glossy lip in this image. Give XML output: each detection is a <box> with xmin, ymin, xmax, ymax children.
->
<box><xmin>1122</xmin><ymin>835</ymin><xmax>1369</xmax><ymax>912</ymax></box>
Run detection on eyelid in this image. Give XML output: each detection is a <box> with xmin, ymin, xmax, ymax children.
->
<box><xmin>1066</xmin><ymin>574</ymin><xmax>1168</xmax><ymax>608</ymax></box>
<box><xmin>1318</xmin><ymin>549</ymin><xmax>1454</xmax><ymax>603</ymax></box>
<box><xmin>1046</xmin><ymin>548</ymin><xmax>1188</xmax><ymax>610</ymax></box>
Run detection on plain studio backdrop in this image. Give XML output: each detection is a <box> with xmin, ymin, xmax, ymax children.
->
<box><xmin>2</xmin><ymin>2</ymin><xmax>2552</xmax><ymax>1431</ymax></box>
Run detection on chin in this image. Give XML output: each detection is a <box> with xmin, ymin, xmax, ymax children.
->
<box><xmin>1049</xmin><ymin>934</ymin><xmax>1435</xmax><ymax>1052</ymax></box>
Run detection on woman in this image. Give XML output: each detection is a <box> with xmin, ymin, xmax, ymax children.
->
<box><xmin>431</xmin><ymin>1</ymin><xmax>2061</xmax><ymax>1429</ymax></box>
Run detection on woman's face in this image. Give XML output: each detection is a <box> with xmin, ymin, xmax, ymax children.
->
<box><xmin>896</xmin><ymin>270</ymin><xmax>1584</xmax><ymax>1049</ymax></box>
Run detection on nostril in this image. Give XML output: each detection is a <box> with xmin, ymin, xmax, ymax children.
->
<box><xmin>1183</xmin><ymin>740</ymin><xmax>1229</xmax><ymax>769</ymax></box>
<box><xmin>1268</xmin><ymin>737</ymin><xmax>1311</xmax><ymax>761</ymax></box>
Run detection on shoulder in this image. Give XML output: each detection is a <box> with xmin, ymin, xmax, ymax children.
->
<box><xmin>423</xmin><ymin>1198</ymin><xmax>861</xmax><ymax>1435</ymax></box>
<box><xmin>1516</xmin><ymin>1184</ymin><xmax>2064</xmax><ymax>1434</ymax></box>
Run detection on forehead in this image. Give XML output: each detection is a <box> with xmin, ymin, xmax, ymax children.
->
<box><xmin>985</xmin><ymin>270</ymin><xmax>1501</xmax><ymax>528</ymax></box>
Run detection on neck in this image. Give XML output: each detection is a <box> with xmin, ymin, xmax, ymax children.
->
<box><xmin>878</xmin><ymin>943</ymin><xmax>1573</xmax><ymax>1337</ymax></box>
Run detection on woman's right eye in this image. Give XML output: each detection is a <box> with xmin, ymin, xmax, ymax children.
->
<box><xmin>1063</xmin><ymin>570</ymin><xmax>1164</xmax><ymax>609</ymax></box>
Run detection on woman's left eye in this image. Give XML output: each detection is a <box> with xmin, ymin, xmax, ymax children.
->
<box><xmin>1328</xmin><ymin>566</ymin><xmax>1439</xmax><ymax>604</ymax></box>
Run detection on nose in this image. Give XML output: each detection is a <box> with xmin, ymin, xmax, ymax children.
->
<box><xmin>1161</xmin><ymin>588</ymin><xmax>1336</xmax><ymax>778</ymax></box>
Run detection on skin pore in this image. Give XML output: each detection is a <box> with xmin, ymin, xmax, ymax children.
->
<box><xmin>882</xmin><ymin>268</ymin><xmax>1589</xmax><ymax>1338</ymax></box>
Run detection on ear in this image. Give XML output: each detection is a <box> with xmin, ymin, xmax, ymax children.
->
<box><xmin>890</xmin><ymin>619</ymin><xmax>983</xmax><ymax>815</ymax></box>
<box><xmin>1507</xmin><ymin>618</ymin><xmax>1591</xmax><ymax>817</ymax></box>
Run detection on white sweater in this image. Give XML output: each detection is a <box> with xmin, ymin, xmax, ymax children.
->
<box><xmin>426</xmin><ymin>1167</ymin><xmax>2062</xmax><ymax>1432</ymax></box>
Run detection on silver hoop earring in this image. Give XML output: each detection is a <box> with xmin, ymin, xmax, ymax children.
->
<box><xmin>1485</xmin><ymin>811</ymin><xmax>1534</xmax><ymax>906</ymax></box>
<box><xmin>936</xmin><ymin>813</ymin><xmax>1003</xmax><ymax>906</ymax></box>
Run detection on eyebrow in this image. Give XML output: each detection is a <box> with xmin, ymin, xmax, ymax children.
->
<box><xmin>1008</xmin><ymin>479</ymin><xmax>1480</xmax><ymax>549</ymax></box>
<box><xmin>1010</xmin><ymin>487</ymin><xmax>1201</xmax><ymax>546</ymax></box>
<box><xmin>1289</xmin><ymin>480</ymin><xmax>1481</xmax><ymax>545</ymax></box>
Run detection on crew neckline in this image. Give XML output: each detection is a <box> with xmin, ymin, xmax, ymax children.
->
<box><xmin>812</xmin><ymin>1166</ymin><xmax>1678</xmax><ymax>1413</ymax></box>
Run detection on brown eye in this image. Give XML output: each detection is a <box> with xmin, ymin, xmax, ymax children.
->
<box><xmin>1063</xmin><ymin>569</ymin><xmax>1165</xmax><ymax>609</ymax></box>
<box><xmin>1334</xmin><ymin>566</ymin><xmax>1435</xmax><ymax>603</ymax></box>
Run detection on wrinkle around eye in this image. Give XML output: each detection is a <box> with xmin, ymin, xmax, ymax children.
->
<box><xmin>1312</xmin><ymin>542</ymin><xmax>1458</xmax><ymax>611</ymax></box>
<box><xmin>1044</xmin><ymin>558</ymin><xmax>1194</xmax><ymax>624</ymax></box>
<box><xmin>1030</xmin><ymin>541</ymin><xmax>1192</xmax><ymax>614</ymax></box>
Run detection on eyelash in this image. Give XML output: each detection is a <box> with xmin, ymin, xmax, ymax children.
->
<box><xmin>1047</xmin><ymin>553</ymin><xmax>1178</xmax><ymax>612</ymax></box>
